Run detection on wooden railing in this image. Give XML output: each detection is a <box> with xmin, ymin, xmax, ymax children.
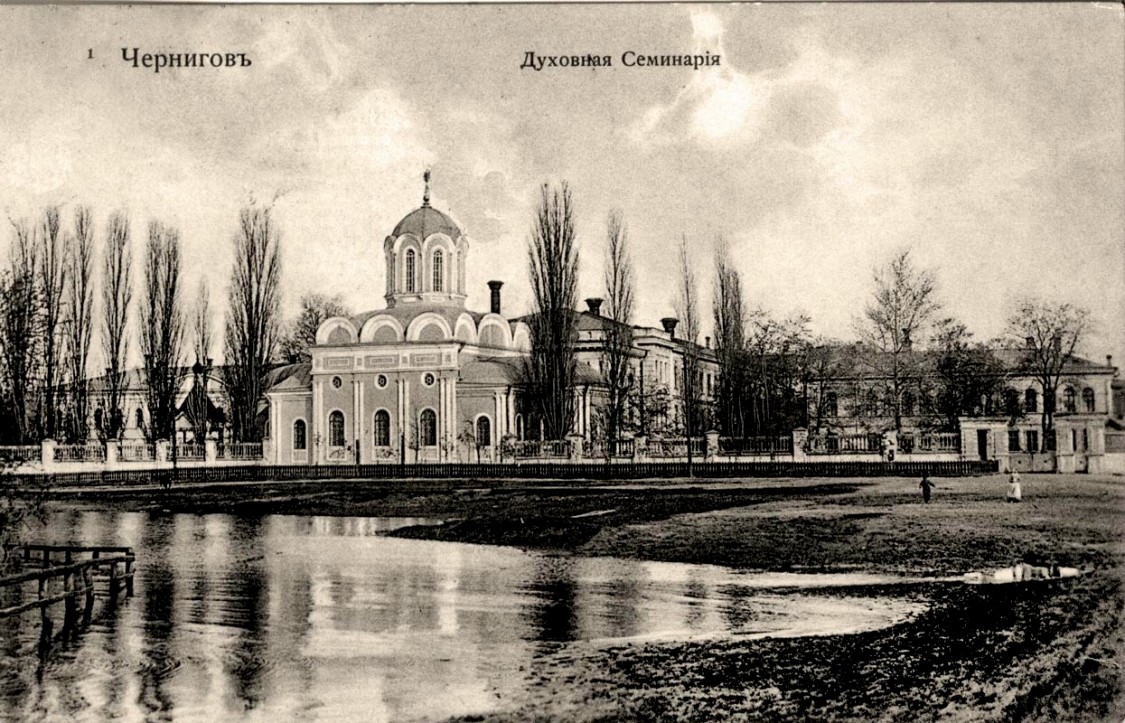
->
<box><xmin>807</xmin><ymin>433</ymin><xmax>882</xmax><ymax>454</ymax></box>
<box><xmin>899</xmin><ymin>432</ymin><xmax>961</xmax><ymax>454</ymax></box>
<box><xmin>718</xmin><ymin>436</ymin><xmax>793</xmax><ymax>456</ymax></box>
<box><xmin>220</xmin><ymin>442</ymin><xmax>262</xmax><ymax>461</ymax></box>
<box><xmin>0</xmin><ymin>545</ymin><xmax>136</xmax><ymax>634</ymax></box>
<box><xmin>55</xmin><ymin>444</ymin><xmax>106</xmax><ymax>463</ymax></box>
<box><xmin>647</xmin><ymin>438</ymin><xmax>706</xmax><ymax>458</ymax></box>
<box><xmin>0</xmin><ymin>445</ymin><xmax>40</xmax><ymax>464</ymax></box>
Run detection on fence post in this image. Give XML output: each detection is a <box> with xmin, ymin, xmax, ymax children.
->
<box><xmin>155</xmin><ymin>439</ymin><xmax>170</xmax><ymax>464</ymax></box>
<box><xmin>105</xmin><ymin>440</ymin><xmax>120</xmax><ymax>467</ymax></box>
<box><xmin>566</xmin><ymin>434</ymin><xmax>584</xmax><ymax>463</ymax></box>
<box><xmin>792</xmin><ymin>429</ymin><xmax>808</xmax><ymax>462</ymax></box>
<box><xmin>633</xmin><ymin>435</ymin><xmax>647</xmax><ymax>463</ymax></box>
<box><xmin>205</xmin><ymin>440</ymin><xmax>218</xmax><ymax>463</ymax></box>
<box><xmin>40</xmin><ymin>439</ymin><xmax>57</xmax><ymax>471</ymax></box>
<box><xmin>704</xmin><ymin>430</ymin><xmax>720</xmax><ymax>462</ymax></box>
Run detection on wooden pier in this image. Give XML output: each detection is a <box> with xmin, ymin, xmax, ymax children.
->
<box><xmin>0</xmin><ymin>544</ymin><xmax>136</xmax><ymax>636</ymax></box>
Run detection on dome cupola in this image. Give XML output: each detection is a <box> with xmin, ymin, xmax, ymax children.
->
<box><xmin>383</xmin><ymin>170</ymin><xmax>469</xmax><ymax>308</ymax></box>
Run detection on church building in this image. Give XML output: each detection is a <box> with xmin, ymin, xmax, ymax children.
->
<box><xmin>263</xmin><ymin>173</ymin><xmax>534</xmax><ymax>465</ymax></box>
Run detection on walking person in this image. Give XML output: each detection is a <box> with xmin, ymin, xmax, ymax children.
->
<box><xmin>919</xmin><ymin>474</ymin><xmax>935</xmax><ymax>503</ymax></box>
<box><xmin>1007</xmin><ymin>469</ymin><xmax>1022</xmax><ymax>503</ymax></box>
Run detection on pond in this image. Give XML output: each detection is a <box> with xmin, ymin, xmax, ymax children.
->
<box><xmin>0</xmin><ymin>508</ymin><xmax>928</xmax><ymax>721</ymax></box>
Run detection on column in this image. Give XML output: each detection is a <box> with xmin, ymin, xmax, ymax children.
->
<box><xmin>494</xmin><ymin>391</ymin><xmax>503</xmax><ymax>458</ymax></box>
<box><xmin>353</xmin><ymin>378</ymin><xmax>363</xmax><ymax>463</ymax></box>
<box><xmin>438</xmin><ymin>377</ymin><xmax>447</xmax><ymax>461</ymax></box>
<box><xmin>313</xmin><ymin>377</ymin><xmax>323</xmax><ymax>465</ymax></box>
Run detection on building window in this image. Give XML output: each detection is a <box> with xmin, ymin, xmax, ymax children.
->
<box><xmin>373</xmin><ymin>410</ymin><xmax>390</xmax><ymax>447</ymax></box>
<box><xmin>476</xmin><ymin>416</ymin><xmax>491</xmax><ymax>447</ymax></box>
<box><xmin>902</xmin><ymin>390</ymin><xmax>916</xmax><ymax>417</ymax></box>
<box><xmin>1063</xmin><ymin>387</ymin><xmax>1076</xmax><ymax>413</ymax></box>
<box><xmin>1008</xmin><ymin>430</ymin><xmax>1021</xmax><ymax>452</ymax></box>
<box><xmin>419</xmin><ymin>409</ymin><xmax>437</xmax><ymax>446</ymax></box>
<box><xmin>293</xmin><ymin>420</ymin><xmax>306</xmax><ymax>450</ymax></box>
<box><xmin>422</xmin><ymin>372</ymin><xmax>436</xmax><ymax>387</ymax></box>
<box><xmin>329</xmin><ymin>410</ymin><xmax>345</xmax><ymax>448</ymax></box>
<box><xmin>1082</xmin><ymin>387</ymin><xmax>1095</xmax><ymax>413</ymax></box>
<box><xmin>376</xmin><ymin>374</ymin><xmax>388</xmax><ymax>388</ymax></box>
<box><xmin>1004</xmin><ymin>389</ymin><xmax>1021</xmax><ymax>417</ymax></box>
<box><xmin>825</xmin><ymin>392</ymin><xmax>838</xmax><ymax>417</ymax></box>
<box><xmin>332</xmin><ymin>376</ymin><xmax>342</xmax><ymax>389</ymax></box>
<box><xmin>135</xmin><ymin>408</ymin><xmax>144</xmax><ymax>429</ymax></box>
<box><xmin>515</xmin><ymin>414</ymin><xmax>524</xmax><ymax>441</ymax></box>
<box><xmin>1024</xmin><ymin>388</ymin><xmax>1038</xmax><ymax>413</ymax></box>
<box><xmin>1026</xmin><ymin>430</ymin><xmax>1039</xmax><ymax>453</ymax></box>
<box><xmin>405</xmin><ymin>249</ymin><xmax>416</xmax><ymax>292</ymax></box>
<box><xmin>865</xmin><ymin>389</ymin><xmax>880</xmax><ymax>417</ymax></box>
<box><xmin>433</xmin><ymin>249</ymin><xmax>444</xmax><ymax>292</ymax></box>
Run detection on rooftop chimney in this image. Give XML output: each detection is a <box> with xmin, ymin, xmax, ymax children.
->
<box><xmin>705</xmin><ymin>336</ymin><xmax>711</xmax><ymax>349</ymax></box>
<box><xmin>1108</xmin><ymin>354</ymin><xmax>1114</xmax><ymax>368</ymax></box>
<box><xmin>585</xmin><ymin>298</ymin><xmax>603</xmax><ymax>316</ymax></box>
<box><xmin>660</xmin><ymin>317</ymin><xmax>679</xmax><ymax>338</ymax></box>
<box><xmin>487</xmin><ymin>280</ymin><xmax>503</xmax><ymax>315</ymax></box>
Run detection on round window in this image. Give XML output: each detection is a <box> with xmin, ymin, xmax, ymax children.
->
<box><xmin>423</xmin><ymin>372</ymin><xmax>436</xmax><ymax>387</ymax></box>
<box><xmin>332</xmin><ymin>376</ymin><xmax>343</xmax><ymax>389</ymax></box>
<box><xmin>376</xmin><ymin>374</ymin><xmax>388</xmax><ymax>388</ymax></box>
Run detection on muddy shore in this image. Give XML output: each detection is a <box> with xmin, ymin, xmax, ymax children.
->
<box><xmin>37</xmin><ymin>473</ymin><xmax>1125</xmax><ymax>721</ymax></box>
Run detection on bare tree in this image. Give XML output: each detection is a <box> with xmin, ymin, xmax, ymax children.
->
<box><xmin>855</xmin><ymin>249</ymin><xmax>940</xmax><ymax>432</ymax></box>
<box><xmin>0</xmin><ymin>219</ymin><xmax>41</xmax><ymax>444</ymax></box>
<box><xmin>524</xmin><ymin>182</ymin><xmax>579</xmax><ymax>441</ymax></box>
<box><xmin>64</xmin><ymin>206</ymin><xmax>95</xmax><ymax>443</ymax></box>
<box><xmin>1005</xmin><ymin>297</ymin><xmax>1091</xmax><ymax>448</ymax></box>
<box><xmin>187</xmin><ymin>280</ymin><xmax>214</xmax><ymax>444</ymax></box>
<box><xmin>101</xmin><ymin>211</ymin><xmax>132</xmax><ymax>441</ymax></box>
<box><xmin>37</xmin><ymin>207</ymin><xmax>66</xmax><ymax>440</ymax></box>
<box><xmin>278</xmin><ymin>293</ymin><xmax>351</xmax><ymax>364</ymax></box>
<box><xmin>674</xmin><ymin>235</ymin><xmax>703</xmax><ymax>439</ymax></box>
<box><xmin>602</xmin><ymin>209</ymin><xmax>634</xmax><ymax>443</ymax></box>
<box><xmin>140</xmin><ymin>221</ymin><xmax>185</xmax><ymax>442</ymax></box>
<box><xmin>223</xmin><ymin>205</ymin><xmax>282</xmax><ymax>443</ymax></box>
<box><xmin>712</xmin><ymin>238</ymin><xmax>746</xmax><ymax>437</ymax></box>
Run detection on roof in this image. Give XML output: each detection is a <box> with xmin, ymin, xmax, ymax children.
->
<box><xmin>391</xmin><ymin>205</ymin><xmax>462</xmax><ymax>240</ymax></box>
<box><xmin>263</xmin><ymin>363</ymin><xmax>312</xmax><ymax>393</ymax></box>
<box><xmin>350</xmin><ymin>303</ymin><xmax>483</xmax><ymax>332</ymax></box>
<box><xmin>458</xmin><ymin>356</ymin><xmax>603</xmax><ymax>387</ymax></box>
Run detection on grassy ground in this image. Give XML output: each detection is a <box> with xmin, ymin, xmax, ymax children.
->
<box><xmin>38</xmin><ymin>473</ymin><xmax>1125</xmax><ymax>721</ymax></box>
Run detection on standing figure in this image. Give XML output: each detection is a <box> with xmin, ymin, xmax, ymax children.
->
<box><xmin>919</xmin><ymin>474</ymin><xmax>934</xmax><ymax>503</ymax></box>
<box><xmin>1007</xmin><ymin>469</ymin><xmax>1022</xmax><ymax>503</ymax></box>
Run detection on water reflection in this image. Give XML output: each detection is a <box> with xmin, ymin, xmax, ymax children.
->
<box><xmin>0</xmin><ymin>508</ymin><xmax>925</xmax><ymax>721</ymax></box>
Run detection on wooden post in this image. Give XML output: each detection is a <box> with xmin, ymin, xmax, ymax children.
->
<box><xmin>109</xmin><ymin>560</ymin><xmax>119</xmax><ymax>599</ymax></box>
<box><xmin>63</xmin><ymin>571</ymin><xmax>76</xmax><ymax>630</ymax></box>
<box><xmin>83</xmin><ymin>567</ymin><xmax>95</xmax><ymax>624</ymax></box>
<box><xmin>125</xmin><ymin>558</ymin><xmax>134</xmax><ymax>597</ymax></box>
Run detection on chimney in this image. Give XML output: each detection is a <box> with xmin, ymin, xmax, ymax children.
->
<box><xmin>705</xmin><ymin>336</ymin><xmax>711</xmax><ymax>349</ymax></box>
<box><xmin>1025</xmin><ymin>336</ymin><xmax>1035</xmax><ymax>349</ymax></box>
<box><xmin>1108</xmin><ymin>354</ymin><xmax>1114</xmax><ymax>368</ymax></box>
<box><xmin>660</xmin><ymin>317</ymin><xmax>679</xmax><ymax>338</ymax></box>
<box><xmin>585</xmin><ymin>297</ymin><xmax>603</xmax><ymax>316</ymax></box>
<box><xmin>487</xmin><ymin>280</ymin><xmax>503</xmax><ymax>315</ymax></box>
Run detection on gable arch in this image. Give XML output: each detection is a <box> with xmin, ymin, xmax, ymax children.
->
<box><xmin>316</xmin><ymin>317</ymin><xmax>358</xmax><ymax>346</ymax></box>
<box><xmin>359</xmin><ymin>315</ymin><xmax>405</xmax><ymax>344</ymax></box>
<box><xmin>511</xmin><ymin>322</ymin><xmax>531</xmax><ymax>352</ymax></box>
<box><xmin>405</xmin><ymin>312</ymin><xmax>453</xmax><ymax>342</ymax></box>
<box><xmin>454</xmin><ymin>314</ymin><xmax>478</xmax><ymax>344</ymax></box>
<box><xmin>477</xmin><ymin>314</ymin><xmax>512</xmax><ymax>348</ymax></box>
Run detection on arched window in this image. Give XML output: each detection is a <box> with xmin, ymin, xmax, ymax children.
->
<box><xmin>1004</xmin><ymin>389</ymin><xmax>1021</xmax><ymax>417</ymax></box>
<box><xmin>1082</xmin><ymin>387</ymin><xmax>1095</xmax><ymax>413</ymax></box>
<box><xmin>1063</xmin><ymin>387</ymin><xmax>1076</xmax><ymax>413</ymax></box>
<box><xmin>515</xmin><ymin>414</ymin><xmax>524</xmax><ymax>441</ymax></box>
<box><xmin>329</xmin><ymin>410</ymin><xmax>345</xmax><ymax>447</ymax></box>
<box><xmin>293</xmin><ymin>420</ymin><xmax>307</xmax><ymax>450</ymax></box>
<box><xmin>1024</xmin><ymin>388</ymin><xmax>1038</xmax><ymax>413</ymax></box>
<box><xmin>432</xmin><ymin>249</ymin><xmax>444</xmax><ymax>292</ymax></box>
<box><xmin>405</xmin><ymin>249</ymin><xmax>416</xmax><ymax>293</ymax></box>
<box><xmin>373</xmin><ymin>410</ymin><xmax>390</xmax><ymax>447</ymax></box>
<box><xmin>135</xmin><ymin>408</ymin><xmax>144</xmax><ymax>429</ymax></box>
<box><xmin>419</xmin><ymin>409</ymin><xmax>437</xmax><ymax>446</ymax></box>
<box><xmin>476</xmin><ymin>416</ymin><xmax>491</xmax><ymax>447</ymax></box>
<box><xmin>825</xmin><ymin>392</ymin><xmax>838</xmax><ymax>417</ymax></box>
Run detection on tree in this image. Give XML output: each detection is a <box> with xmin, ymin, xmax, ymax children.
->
<box><xmin>278</xmin><ymin>293</ymin><xmax>351</xmax><ymax>364</ymax></box>
<box><xmin>37</xmin><ymin>207</ymin><xmax>66</xmax><ymax>441</ymax></box>
<box><xmin>674</xmin><ymin>235</ymin><xmax>702</xmax><ymax>439</ymax></box>
<box><xmin>855</xmin><ymin>249</ymin><xmax>941</xmax><ymax>432</ymax></box>
<box><xmin>223</xmin><ymin>205</ymin><xmax>282</xmax><ymax>444</ymax></box>
<box><xmin>0</xmin><ymin>219</ymin><xmax>41</xmax><ymax>444</ymax></box>
<box><xmin>524</xmin><ymin>182</ymin><xmax>579</xmax><ymax>441</ymax></box>
<box><xmin>140</xmin><ymin>221</ymin><xmax>185</xmax><ymax>442</ymax></box>
<box><xmin>712</xmin><ymin>238</ymin><xmax>747</xmax><ymax>437</ymax></box>
<box><xmin>1005</xmin><ymin>297</ymin><xmax>1091</xmax><ymax>447</ymax></box>
<box><xmin>101</xmin><ymin>211</ymin><xmax>132</xmax><ymax>441</ymax></box>
<box><xmin>64</xmin><ymin>206</ymin><xmax>95</xmax><ymax>443</ymax></box>
<box><xmin>745</xmin><ymin>312</ymin><xmax>812</xmax><ymax>436</ymax></box>
<box><xmin>929</xmin><ymin>318</ymin><xmax>1006</xmax><ymax>432</ymax></box>
<box><xmin>800</xmin><ymin>339</ymin><xmax>846</xmax><ymax>434</ymax></box>
<box><xmin>602</xmin><ymin>209</ymin><xmax>634</xmax><ymax>443</ymax></box>
<box><xmin>186</xmin><ymin>280</ymin><xmax>215</xmax><ymax>444</ymax></box>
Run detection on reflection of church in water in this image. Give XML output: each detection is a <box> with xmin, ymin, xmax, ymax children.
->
<box><xmin>263</xmin><ymin>172</ymin><xmax>717</xmax><ymax>465</ymax></box>
<box><xmin>264</xmin><ymin>172</ymin><xmax>535</xmax><ymax>464</ymax></box>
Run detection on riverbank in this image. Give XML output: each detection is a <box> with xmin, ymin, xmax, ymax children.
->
<box><xmin>31</xmin><ymin>473</ymin><xmax>1125</xmax><ymax>721</ymax></box>
<box><xmin>391</xmin><ymin>473</ymin><xmax>1122</xmax><ymax>722</ymax></box>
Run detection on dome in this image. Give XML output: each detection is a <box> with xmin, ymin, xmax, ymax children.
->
<box><xmin>391</xmin><ymin>205</ymin><xmax>462</xmax><ymax>241</ymax></box>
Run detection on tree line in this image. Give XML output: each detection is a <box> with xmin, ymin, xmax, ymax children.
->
<box><xmin>0</xmin><ymin>204</ymin><xmax>282</xmax><ymax>446</ymax></box>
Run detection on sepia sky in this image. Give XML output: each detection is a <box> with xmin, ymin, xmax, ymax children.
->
<box><xmin>0</xmin><ymin>4</ymin><xmax>1122</xmax><ymax>366</ymax></box>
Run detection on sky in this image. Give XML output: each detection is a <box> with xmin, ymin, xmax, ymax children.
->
<box><xmin>0</xmin><ymin>4</ymin><xmax>1122</xmax><ymax>367</ymax></box>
